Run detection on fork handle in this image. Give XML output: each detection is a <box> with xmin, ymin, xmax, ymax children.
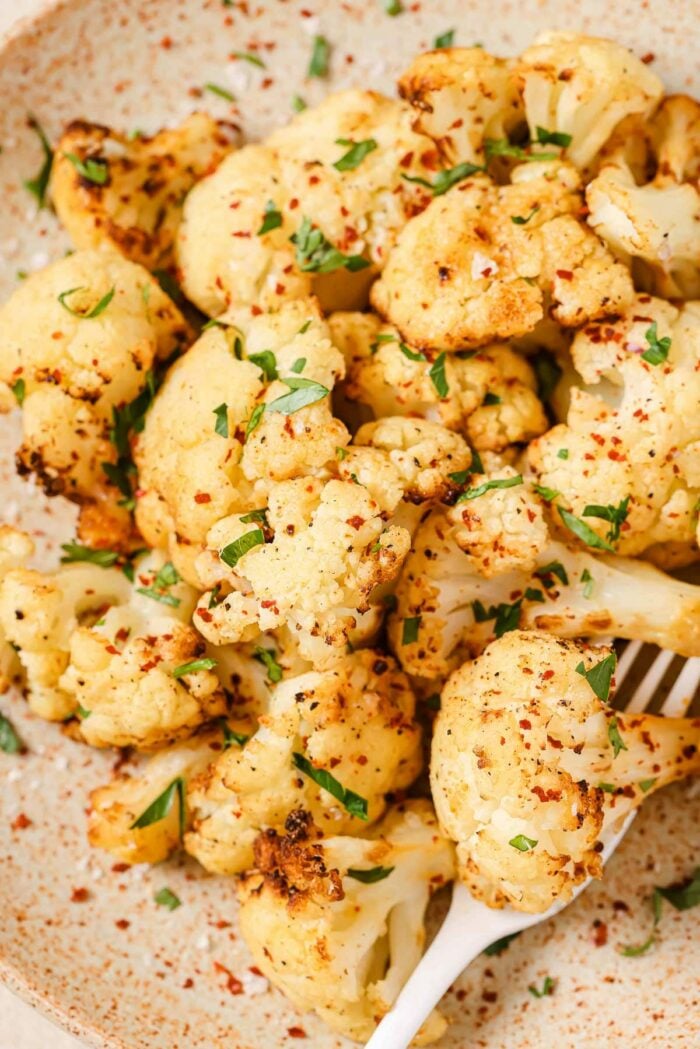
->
<box><xmin>365</xmin><ymin>883</ymin><xmax>533</xmax><ymax>1049</ymax></box>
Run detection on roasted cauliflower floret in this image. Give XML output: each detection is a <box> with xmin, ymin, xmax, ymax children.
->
<box><xmin>178</xmin><ymin>90</ymin><xmax>439</xmax><ymax>322</ymax></box>
<box><xmin>371</xmin><ymin>162</ymin><xmax>634</xmax><ymax>352</ymax></box>
<box><xmin>135</xmin><ymin>298</ymin><xmax>347</xmax><ymax>586</ymax></box>
<box><xmin>389</xmin><ymin>501</ymin><xmax>700</xmax><ymax>680</ymax></box>
<box><xmin>431</xmin><ymin>631</ymin><xmax>700</xmax><ymax>913</ymax></box>
<box><xmin>587</xmin><ymin>96</ymin><xmax>700</xmax><ymax>299</ymax></box>
<box><xmin>185</xmin><ymin>650</ymin><xmax>422</xmax><ymax>874</ymax></box>
<box><xmin>51</xmin><ymin>113</ymin><xmax>234</xmax><ymax>268</ymax></box>
<box><xmin>0</xmin><ymin>527</ymin><xmax>35</xmax><ymax>692</ymax></box>
<box><xmin>60</xmin><ymin>567</ymin><xmax>223</xmax><ymax>750</ymax></box>
<box><xmin>397</xmin><ymin>47</ymin><xmax>523</xmax><ymax>166</ymax></box>
<box><xmin>514</xmin><ymin>31</ymin><xmax>663</xmax><ymax>171</ymax></box>
<box><xmin>238</xmin><ymin>800</ymin><xmax>455</xmax><ymax>1044</ymax></box>
<box><xmin>331</xmin><ymin>312</ymin><xmax>548</xmax><ymax>450</ymax></box>
<box><xmin>0</xmin><ymin>248</ymin><xmax>189</xmax><ymax>514</ymax></box>
<box><xmin>194</xmin><ymin>476</ymin><xmax>410</xmax><ymax>664</ymax></box>
<box><xmin>88</xmin><ymin>727</ymin><xmax>224</xmax><ymax>865</ymax></box>
<box><xmin>529</xmin><ymin>295</ymin><xmax>700</xmax><ymax>560</ymax></box>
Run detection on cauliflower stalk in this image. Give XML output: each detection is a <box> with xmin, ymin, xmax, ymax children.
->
<box><xmin>185</xmin><ymin>650</ymin><xmax>422</xmax><ymax>874</ymax></box>
<box><xmin>431</xmin><ymin>631</ymin><xmax>700</xmax><ymax>913</ymax></box>
<box><xmin>238</xmin><ymin>800</ymin><xmax>454</xmax><ymax>1044</ymax></box>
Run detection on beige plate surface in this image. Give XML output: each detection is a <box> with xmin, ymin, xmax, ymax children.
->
<box><xmin>1</xmin><ymin>1</ymin><xmax>700</xmax><ymax>1047</ymax></box>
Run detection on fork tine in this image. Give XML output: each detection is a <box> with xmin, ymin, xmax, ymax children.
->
<box><xmin>623</xmin><ymin>648</ymin><xmax>676</xmax><ymax>712</ymax></box>
<box><xmin>615</xmin><ymin>639</ymin><xmax>643</xmax><ymax>686</ymax></box>
<box><xmin>659</xmin><ymin>656</ymin><xmax>700</xmax><ymax>717</ymax></box>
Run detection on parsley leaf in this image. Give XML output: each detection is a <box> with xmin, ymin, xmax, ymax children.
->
<box><xmin>657</xmin><ymin>868</ymin><xmax>700</xmax><ymax>911</ymax></box>
<box><xmin>402</xmin><ymin>161</ymin><xmax>485</xmax><ymax>196</ymax></box>
<box><xmin>535</xmin><ymin>560</ymin><xmax>569</xmax><ymax>587</ymax></box>
<box><xmin>63</xmin><ymin>151</ymin><xmax>109</xmax><ymax>185</ymax></box>
<box><xmin>558</xmin><ymin>507</ymin><xmax>616</xmax><ymax>553</ymax></box>
<box><xmin>557</xmin><ymin>448</ymin><xmax>569</xmax><ymax>460</ymax></box>
<box><xmin>384</xmin><ymin>0</ymin><xmax>403</xmax><ymax>14</ymax></box>
<box><xmin>581</xmin><ymin>568</ymin><xmax>594</xmax><ymax>598</ymax></box>
<box><xmin>399</xmin><ymin>341</ymin><xmax>427</xmax><ymax>362</ymax></box>
<box><xmin>428</xmin><ymin>352</ymin><xmax>449</xmax><ymax>398</ymax></box>
<box><xmin>641</xmin><ymin>322</ymin><xmax>671</xmax><ymax>366</ymax></box>
<box><xmin>575</xmin><ymin>652</ymin><xmax>617</xmax><ymax>703</ymax></box>
<box><xmin>253</xmin><ymin>646</ymin><xmax>283</xmax><ymax>683</ymax></box>
<box><xmin>239</xmin><ymin>508</ymin><xmax>269</xmax><ymax>525</ymax></box>
<box><xmin>291</xmin><ymin>216</ymin><xmax>369</xmax><ymax>273</ymax></box>
<box><xmin>291</xmin><ymin>357</ymin><xmax>306</xmax><ymax>373</ymax></box>
<box><xmin>204</xmin><ymin>82</ymin><xmax>235</xmax><ymax>102</ymax></box>
<box><xmin>245</xmin><ymin>403</ymin><xmax>265</xmax><ymax>439</ymax></box>
<box><xmin>535</xmin><ymin>126</ymin><xmax>572</xmax><ymax>147</ymax></box>
<box><xmin>457</xmin><ymin>475</ymin><xmax>523</xmax><ymax>502</ymax></box>
<box><xmin>434</xmin><ymin>29</ymin><xmax>455</xmax><ymax>47</ymax></box>
<box><xmin>532</xmin><ymin>351</ymin><xmax>562</xmax><ymax>401</ymax></box>
<box><xmin>154</xmin><ymin>887</ymin><xmax>181</xmax><ymax>911</ymax></box>
<box><xmin>333</xmin><ymin>137</ymin><xmax>378</xmax><ymax>172</ymax></box>
<box><xmin>402</xmin><ymin>616</ymin><xmax>421</xmax><ymax>645</ymax></box>
<box><xmin>511</xmin><ymin>204</ymin><xmax>540</xmax><ymax>225</ymax></box>
<box><xmin>525</xmin><ymin>587</ymin><xmax>545</xmax><ymax>603</ymax></box>
<box><xmin>58</xmin><ymin>285</ymin><xmax>115</xmax><ymax>318</ymax></box>
<box><xmin>529</xmin><ymin>976</ymin><xmax>555</xmax><ymax>998</ymax></box>
<box><xmin>620</xmin><ymin>890</ymin><xmax>662</xmax><ymax>956</ymax></box>
<box><xmin>257</xmin><ymin>199</ymin><xmax>283</xmax><ymax>235</ymax></box>
<box><xmin>231</xmin><ymin>50</ymin><xmax>266</xmax><ymax>68</ymax></box>
<box><xmin>213</xmin><ymin>403</ymin><xmax>229</xmax><ymax>438</ymax></box>
<box><xmin>293</xmin><ymin>752</ymin><xmax>368</xmax><ymax>819</ymax></box>
<box><xmin>219</xmin><ymin>718</ymin><xmax>250</xmax><ymax>749</ymax></box>
<box><xmin>220</xmin><ymin>527</ymin><xmax>265</xmax><ymax>568</ymax></box>
<box><xmin>248</xmin><ymin>350</ymin><xmax>278</xmax><ymax>381</ymax></box>
<box><xmin>266</xmin><ymin>376</ymin><xmax>329</xmax><ymax>414</ymax></box>
<box><xmin>10</xmin><ymin>379</ymin><xmax>25</xmax><ymax>406</ymax></box>
<box><xmin>485</xmin><ymin>138</ymin><xmax>557</xmax><ymax>162</ymax></box>
<box><xmin>292</xmin><ymin>95</ymin><xmax>307</xmax><ymax>113</ymax></box>
<box><xmin>347</xmin><ymin>866</ymin><xmax>394</xmax><ymax>883</ymax></box>
<box><xmin>172</xmin><ymin>658</ymin><xmax>217</xmax><ymax>678</ymax></box>
<box><xmin>639</xmin><ymin>777</ymin><xmax>657</xmax><ymax>793</ymax></box>
<box><xmin>484</xmin><ymin>932</ymin><xmax>520</xmax><ymax>956</ymax></box>
<box><xmin>308</xmin><ymin>35</ymin><xmax>330</xmax><ymax>77</ymax></box>
<box><xmin>509</xmin><ymin>834</ymin><xmax>537</xmax><ymax>852</ymax></box>
<box><xmin>582</xmin><ymin>498</ymin><xmax>630</xmax><ymax>545</ymax></box>
<box><xmin>136</xmin><ymin>561</ymin><xmax>181</xmax><ymax>607</ymax></box>
<box><xmin>532</xmin><ymin>483</ymin><xmax>560</xmax><ymax>503</ymax></box>
<box><xmin>24</xmin><ymin>116</ymin><xmax>53</xmax><ymax>208</ymax></box>
<box><xmin>0</xmin><ymin>713</ymin><xmax>24</xmax><ymax>755</ymax></box>
<box><xmin>60</xmin><ymin>543</ymin><xmax>120</xmax><ymax>568</ymax></box>
<box><xmin>130</xmin><ymin>776</ymin><xmax>185</xmax><ymax>837</ymax></box>
<box><xmin>472</xmin><ymin>599</ymin><xmax>522</xmax><ymax>637</ymax></box>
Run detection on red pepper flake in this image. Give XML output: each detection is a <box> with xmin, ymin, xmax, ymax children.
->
<box><xmin>542</xmin><ymin>669</ymin><xmax>554</xmax><ymax>680</ymax></box>
<box><xmin>195</xmin><ymin>492</ymin><xmax>212</xmax><ymax>504</ymax></box>
<box><xmin>71</xmin><ymin>887</ymin><xmax>90</xmax><ymax>903</ymax></box>
<box><xmin>556</xmin><ymin>269</ymin><xmax>574</xmax><ymax>281</ymax></box>
<box><xmin>214</xmin><ymin>961</ymin><xmax>244</xmax><ymax>995</ymax></box>
<box><xmin>160</xmin><ymin>36</ymin><xmax>173</xmax><ymax>50</ymax></box>
<box><xmin>346</xmin><ymin>515</ymin><xmax>365</xmax><ymax>530</ymax></box>
<box><xmin>11</xmin><ymin>813</ymin><xmax>32</xmax><ymax>831</ymax></box>
<box><xmin>641</xmin><ymin>52</ymin><xmax>655</xmax><ymax>64</ymax></box>
<box><xmin>115</xmin><ymin>919</ymin><xmax>131</xmax><ymax>930</ymax></box>
<box><xmin>250</xmin><ymin>966</ymin><xmax>264</xmax><ymax>976</ymax></box>
<box><xmin>251</xmin><ymin>305</ymin><xmax>263</xmax><ymax>316</ymax></box>
<box><xmin>287</xmin><ymin>1028</ymin><xmax>307</xmax><ymax>1039</ymax></box>
<box><xmin>112</xmin><ymin>862</ymin><xmax>130</xmax><ymax>873</ymax></box>
<box><xmin>183</xmin><ymin>977</ymin><xmax>194</xmax><ymax>989</ymax></box>
<box><xmin>519</xmin><ymin>719</ymin><xmax>532</xmax><ymax>729</ymax></box>
<box><xmin>592</xmin><ymin>919</ymin><xmax>608</xmax><ymax>947</ymax></box>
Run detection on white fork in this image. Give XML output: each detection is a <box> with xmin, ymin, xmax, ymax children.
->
<box><xmin>366</xmin><ymin>647</ymin><xmax>700</xmax><ymax>1049</ymax></box>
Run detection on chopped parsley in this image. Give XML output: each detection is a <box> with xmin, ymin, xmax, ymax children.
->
<box><xmin>399</xmin><ymin>341</ymin><xmax>427</xmax><ymax>362</ymax></box>
<box><xmin>231</xmin><ymin>50</ymin><xmax>266</xmax><ymax>68</ymax></box>
<box><xmin>24</xmin><ymin>116</ymin><xmax>53</xmax><ymax>208</ymax></box>
<box><xmin>291</xmin><ymin>95</ymin><xmax>307</xmax><ymax>113</ymax></box>
<box><xmin>483</xmin><ymin>392</ymin><xmax>501</xmax><ymax>406</ymax></box>
<box><xmin>248</xmin><ymin>350</ymin><xmax>278</xmax><ymax>381</ymax></box>
<box><xmin>582</xmin><ymin>498</ymin><xmax>630</xmax><ymax>545</ymax></box>
<box><xmin>532</xmin><ymin>483</ymin><xmax>560</xmax><ymax>503</ymax></box>
<box><xmin>384</xmin><ymin>0</ymin><xmax>403</xmax><ymax>13</ymax></box>
<box><xmin>581</xmin><ymin>568</ymin><xmax>594</xmax><ymax>598</ymax></box>
<box><xmin>558</xmin><ymin>507</ymin><xmax>615</xmax><ymax>553</ymax></box>
<box><xmin>291</xmin><ymin>216</ymin><xmax>369</xmax><ymax>273</ymax></box>
<box><xmin>58</xmin><ymin>285</ymin><xmax>115</xmax><ymax>318</ymax></box>
<box><xmin>639</xmin><ymin>778</ymin><xmax>657</xmax><ymax>793</ymax></box>
<box><xmin>620</xmin><ymin>890</ymin><xmax>662</xmax><ymax>957</ymax></box>
<box><xmin>428</xmin><ymin>352</ymin><xmax>449</xmax><ymax>398</ymax></box>
<box><xmin>292</xmin><ymin>752</ymin><xmax>368</xmax><ymax>819</ymax></box>
<box><xmin>239</xmin><ymin>508</ymin><xmax>269</xmax><ymax>525</ymax></box>
<box><xmin>154</xmin><ymin>887</ymin><xmax>182</xmax><ymax>911</ymax></box>
<box><xmin>204</xmin><ymin>82</ymin><xmax>235</xmax><ymax>102</ymax></box>
<box><xmin>641</xmin><ymin>322</ymin><xmax>671</xmax><ymax>366</ymax></box>
<box><xmin>60</xmin><ymin>542</ymin><xmax>120</xmax><ymax>568</ymax></box>
<box><xmin>606</xmin><ymin>716</ymin><xmax>627</xmax><ymax>757</ymax></box>
<box><xmin>511</xmin><ymin>204</ymin><xmax>540</xmax><ymax>225</ymax></box>
<box><xmin>172</xmin><ymin>658</ymin><xmax>217</xmax><ymax>678</ymax></box>
<box><xmin>401</xmin><ymin>160</ymin><xmax>485</xmax><ymax>196</ymax></box>
<box><xmin>291</xmin><ymin>357</ymin><xmax>306</xmax><ymax>373</ymax></box>
<box><xmin>308</xmin><ymin>35</ymin><xmax>330</xmax><ymax>78</ymax></box>
<box><xmin>0</xmin><ymin>713</ymin><xmax>24</xmax><ymax>755</ymax></box>
<box><xmin>266</xmin><ymin>376</ymin><xmax>329</xmax><ymax>414</ymax></box>
<box><xmin>535</xmin><ymin>560</ymin><xmax>569</xmax><ymax>587</ymax></box>
<box><xmin>347</xmin><ymin>866</ymin><xmax>394</xmax><ymax>883</ymax></box>
<box><xmin>535</xmin><ymin>127</ymin><xmax>572</xmax><ymax>147</ymax></box>
<box><xmin>509</xmin><ymin>834</ymin><xmax>537</xmax><ymax>852</ymax></box>
<box><xmin>253</xmin><ymin>645</ymin><xmax>283</xmax><ymax>684</ymax></box>
<box><xmin>532</xmin><ymin>351</ymin><xmax>562</xmax><ymax>402</ymax></box>
<box><xmin>245</xmin><ymin>403</ymin><xmax>265</xmax><ymax>439</ymax></box>
<box><xmin>220</xmin><ymin>527</ymin><xmax>265</xmax><ymax>568</ymax></box>
<box><xmin>575</xmin><ymin>652</ymin><xmax>617</xmax><ymax>703</ymax></box>
<box><xmin>402</xmin><ymin>615</ymin><xmax>421</xmax><ymax>645</ymax></box>
<box><xmin>213</xmin><ymin>403</ymin><xmax>229</xmax><ymax>438</ymax></box>
<box><xmin>333</xmin><ymin>137</ymin><xmax>378</xmax><ymax>172</ymax></box>
<box><xmin>76</xmin><ymin>704</ymin><xmax>92</xmax><ymax>720</ymax></box>
<box><xmin>457</xmin><ymin>474</ymin><xmax>523</xmax><ymax>502</ymax></box>
<box><xmin>557</xmin><ymin>448</ymin><xmax>569</xmax><ymax>460</ymax></box>
<box><xmin>528</xmin><ymin>975</ymin><xmax>555</xmax><ymax>998</ymax></box>
<box><xmin>136</xmin><ymin>561</ymin><xmax>181</xmax><ymax>607</ymax></box>
<box><xmin>63</xmin><ymin>151</ymin><xmax>109</xmax><ymax>185</ymax></box>
<box><xmin>524</xmin><ymin>587</ymin><xmax>545</xmax><ymax>603</ymax></box>
<box><xmin>10</xmin><ymin>379</ymin><xmax>25</xmax><ymax>406</ymax></box>
<box><xmin>472</xmin><ymin>599</ymin><xmax>522</xmax><ymax>638</ymax></box>
<box><xmin>657</xmin><ymin>868</ymin><xmax>700</xmax><ymax>911</ymax></box>
<box><xmin>485</xmin><ymin>138</ymin><xmax>557</xmax><ymax>162</ymax></box>
<box><xmin>219</xmin><ymin>719</ymin><xmax>250</xmax><ymax>748</ymax></box>
<box><xmin>130</xmin><ymin>776</ymin><xmax>185</xmax><ymax>837</ymax></box>
<box><xmin>257</xmin><ymin>200</ymin><xmax>283</xmax><ymax>235</ymax></box>
<box><xmin>484</xmin><ymin>932</ymin><xmax>520</xmax><ymax>956</ymax></box>
<box><xmin>434</xmin><ymin>29</ymin><xmax>455</xmax><ymax>47</ymax></box>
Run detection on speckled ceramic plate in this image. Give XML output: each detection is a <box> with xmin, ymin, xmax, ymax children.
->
<box><xmin>1</xmin><ymin>2</ymin><xmax>700</xmax><ymax>1047</ymax></box>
